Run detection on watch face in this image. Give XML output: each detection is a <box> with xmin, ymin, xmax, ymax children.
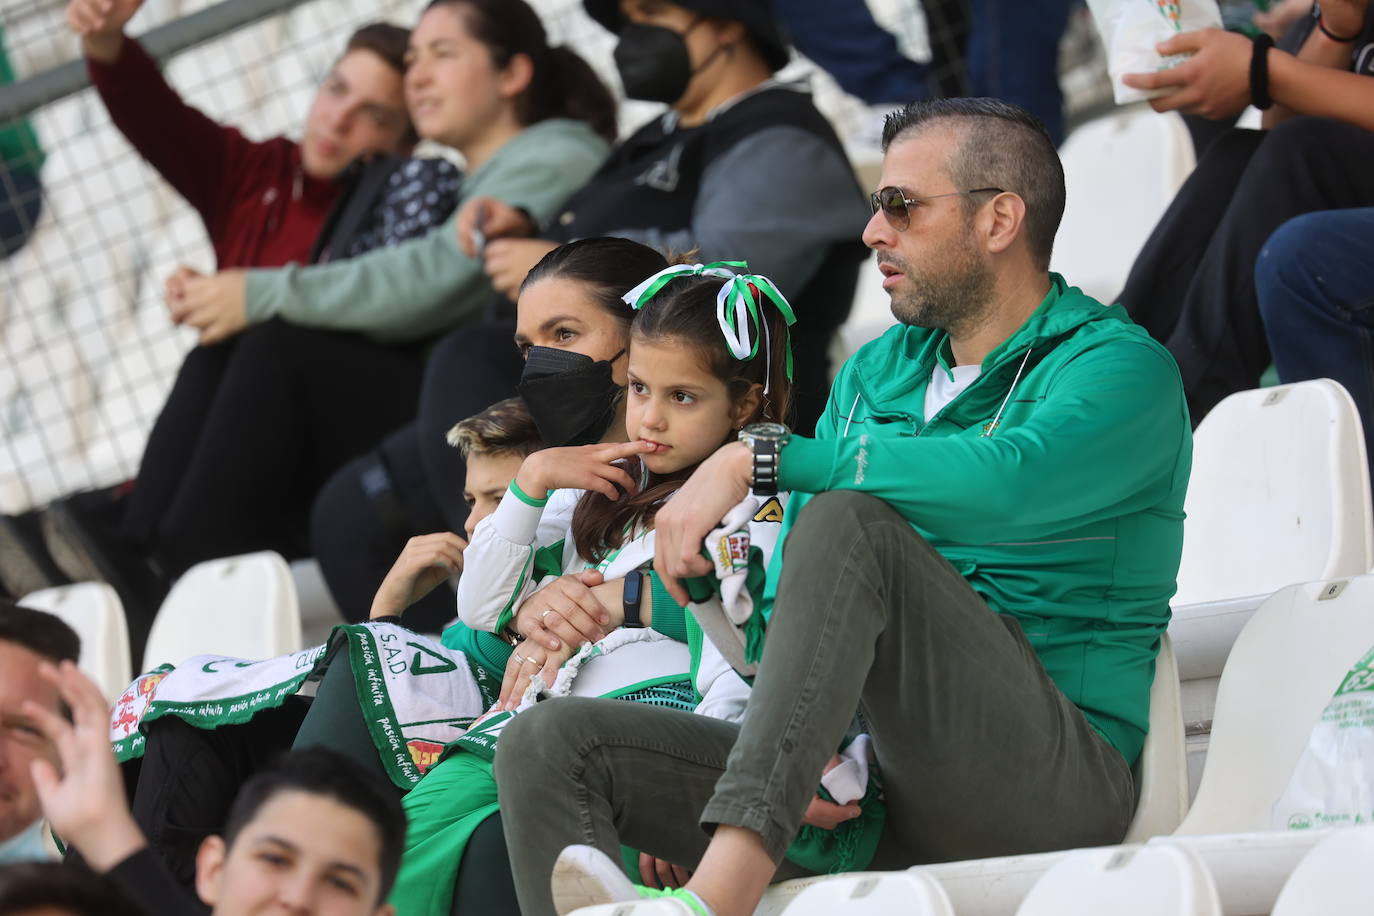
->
<box><xmin>742</xmin><ymin>422</ymin><xmax>789</xmax><ymax>441</ymax></box>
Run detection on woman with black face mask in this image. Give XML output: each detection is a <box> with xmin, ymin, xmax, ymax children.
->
<box><xmin>456</xmin><ymin>0</ymin><xmax>869</xmax><ymax>438</ymax></box>
<box><xmin>311</xmin><ymin>0</ymin><xmax>869</xmax><ymax>628</ymax></box>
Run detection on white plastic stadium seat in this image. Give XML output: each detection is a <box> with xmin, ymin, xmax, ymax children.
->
<box><xmin>1122</xmin><ymin>633</ymin><xmax>1188</xmax><ymax>841</ymax></box>
<box><xmin>142</xmin><ymin>551</ymin><xmax>301</xmax><ymax>669</ymax></box>
<box><xmin>781</xmin><ymin>871</ymin><xmax>955</xmax><ymax>915</ymax></box>
<box><xmin>1269</xmin><ymin>825</ymin><xmax>1374</xmax><ymax>914</ymax></box>
<box><xmin>1175</xmin><ymin>379</ymin><xmax>1374</xmax><ymax>608</ymax></box>
<box><xmin>20</xmin><ymin>582</ymin><xmax>131</xmax><ymax>702</ymax></box>
<box><xmin>1177</xmin><ymin>575</ymin><xmax>1374</xmax><ymax>835</ymax></box>
<box><xmin>1051</xmin><ymin>108</ymin><xmax>1195</xmax><ymax>304</ymax></box>
<box><xmin>1014</xmin><ymin>842</ymin><xmax>1221</xmax><ymax>915</ymax></box>
<box><xmin>567</xmin><ymin>903</ymin><xmax>699</xmax><ymax>915</ymax></box>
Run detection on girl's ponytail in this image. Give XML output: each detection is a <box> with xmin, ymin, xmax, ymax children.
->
<box><xmin>430</xmin><ymin>0</ymin><xmax>616</xmax><ymax>141</ymax></box>
<box><xmin>531</xmin><ymin>46</ymin><xmax>618</xmax><ymax>142</ymax></box>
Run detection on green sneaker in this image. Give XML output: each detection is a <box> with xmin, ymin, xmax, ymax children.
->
<box><xmin>550</xmin><ymin>845</ymin><xmax>716</xmax><ymax>916</ymax></box>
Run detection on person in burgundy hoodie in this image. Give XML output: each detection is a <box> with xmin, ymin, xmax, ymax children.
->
<box><xmin>6</xmin><ymin>1</ymin><xmax>417</xmax><ymax>651</ymax></box>
<box><xmin>72</xmin><ymin>0</ymin><xmax>415</xmax><ymax>268</ymax></box>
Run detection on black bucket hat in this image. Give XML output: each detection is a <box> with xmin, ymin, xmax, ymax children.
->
<box><xmin>584</xmin><ymin>0</ymin><xmax>792</xmax><ymax>73</ymax></box>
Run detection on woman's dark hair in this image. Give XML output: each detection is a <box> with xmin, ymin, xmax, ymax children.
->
<box><xmin>426</xmin><ymin>0</ymin><xmax>618</xmax><ymax>141</ymax></box>
<box><xmin>571</xmin><ymin>273</ymin><xmax>794</xmax><ymax>562</ymax></box>
<box><xmin>0</xmin><ymin>862</ymin><xmax>140</xmax><ymax>916</ymax></box>
<box><xmin>343</xmin><ymin>22</ymin><xmax>419</xmax><ymax>146</ymax></box>
<box><xmin>521</xmin><ymin>237</ymin><xmax>670</xmax><ymax>339</ymax></box>
<box><xmin>223</xmin><ymin>748</ymin><xmax>406</xmax><ymax>905</ymax></box>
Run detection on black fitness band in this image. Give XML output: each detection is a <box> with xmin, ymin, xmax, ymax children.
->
<box><xmin>1250</xmin><ymin>33</ymin><xmax>1275</xmax><ymax>110</ymax></box>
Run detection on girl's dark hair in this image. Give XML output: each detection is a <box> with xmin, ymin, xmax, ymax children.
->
<box><xmin>572</xmin><ymin>274</ymin><xmax>794</xmax><ymax>562</ymax></box>
<box><xmin>521</xmin><ymin>237</ymin><xmax>670</xmax><ymax>338</ymax></box>
<box><xmin>426</xmin><ymin>0</ymin><xmax>618</xmax><ymax>141</ymax></box>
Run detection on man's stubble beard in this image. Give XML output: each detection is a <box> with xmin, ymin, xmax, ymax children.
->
<box><xmin>886</xmin><ymin>226</ymin><xmax>995</xmax><ymax>335</ymax></box>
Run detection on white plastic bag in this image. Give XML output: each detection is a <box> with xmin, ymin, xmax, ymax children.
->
<box><xmin>1085</xmin><ymin>0</ymin><xmax>1224</xmax><ymax>104</ymax></box>
<box><xmin>1272</xmin><ymin>642</ymin><xmax>1374</xmax><ymax>830</ymax></box>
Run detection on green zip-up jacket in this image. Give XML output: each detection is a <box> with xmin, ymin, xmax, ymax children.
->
<box><xmin>771</xmin><ymin>274</ymin><xmax>1192</xmax><ymax>766</ymax></box>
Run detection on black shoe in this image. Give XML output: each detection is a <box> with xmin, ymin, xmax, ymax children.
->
<box><xmin>41</xmin><ymin>490</ymin><xmax>168</xmax><ymax>667</ymax></box>
<box><xmin>0</xmin><ymin>510</ymin><xmax>70</xmax><ymax>599</ymax></box>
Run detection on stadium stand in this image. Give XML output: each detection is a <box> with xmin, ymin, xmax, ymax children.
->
<box><xmin>141</xmin><ymin>549</ymin><xmax>300</xmax><ymax>669</ymax></box>
<box><xmin>10</xmin><ymin>0</ymin><xmax>1374</xmax><ymax>913</ymax></box>
<box><xmin>1013</xmin><ymin>843</ymin><xmax>1222</xmax><ymax>916</ymax></box>
<box><xmin>19</xmin><ymin>579</ymin><xmax>130</xmax><ymax>700</ymax></box>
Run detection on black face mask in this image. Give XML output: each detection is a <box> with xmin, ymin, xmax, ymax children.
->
<box><xmin>614</xmin><ymin>21</ymin><xmax>708</xmax><ymax>104</ymax></box>
<box><xmin>517</xmin><ymin>346</ymin><xmax>624</xmax><ymax>447</ymax></box>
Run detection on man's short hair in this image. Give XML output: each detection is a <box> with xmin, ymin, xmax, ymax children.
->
<box><xmin>0</xmin><ymin>862</ymin><xmax>140</xmax><ymax>916</ymax></box>
<box><xmin>223</xmin><ymin>748</ymin><xmax>406</xmax><ymax>904</ymax></box>
<box><xmin>0</xmin><ymin>600</ymin><xmax>80</xmax><ymax>665</ymax></box>
<box><xmin>881</xmin><ymin>97</ymin><xmax>1066</xmax><ymax>270</ymax></box>
<box><xmin>446</xmin><ymin>397</ymin><xmax>544</xmax><ymax>460</ymax></box>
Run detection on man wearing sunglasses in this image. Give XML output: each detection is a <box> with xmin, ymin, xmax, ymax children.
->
<box><xmin>494</xmin><ymin>98</ymin><xmax>1193</xmax><ymax>916</ymax></box>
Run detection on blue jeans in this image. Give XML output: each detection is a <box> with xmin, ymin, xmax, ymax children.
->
<box><xmin>1256</xmin><ymin>208</ymin><xmax>1374</xmax><ymax>483</ymax></box>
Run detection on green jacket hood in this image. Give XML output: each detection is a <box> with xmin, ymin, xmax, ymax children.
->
<box><xmin>846</xmin><ymin>274</ymin><xmax>1132</xmax><ymax>413</ymax></box>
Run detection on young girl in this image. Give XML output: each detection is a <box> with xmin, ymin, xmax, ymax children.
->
<box><xmin>391</xmin><ymin>263</ymin><xmax>803</xmax><ymax>912</ymax></box>
<box><xmin>102</xmin><ymin>238</ymin><xmax>667</xmax><ymax>893</ymax></box>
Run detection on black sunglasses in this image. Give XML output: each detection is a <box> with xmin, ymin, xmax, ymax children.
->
<box><xmin>869</xmin><ymin>186</ymin><xmax>1004</xmax><ymax>231</ymax></box>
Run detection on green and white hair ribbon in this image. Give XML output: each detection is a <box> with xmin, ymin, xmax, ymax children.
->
<box><xmin>621</xmin><ymin>261</ymin><xmax>799</xmax><ymax>393</ymax></box>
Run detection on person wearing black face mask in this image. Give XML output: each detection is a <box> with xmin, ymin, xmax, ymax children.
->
<box><xmin>453</xmin><ymin>0</ymin><xmax>870</xmax><ymax>439</ymax></box>
<box><xmin>306</xmin><ymin>0</ymin><xmax>869</xmax><ymax>636</ymax></box>
<box><xmin>517</xmin><ymin>346</ymin><xmax>625</xmax><ymax>447</ymax></box>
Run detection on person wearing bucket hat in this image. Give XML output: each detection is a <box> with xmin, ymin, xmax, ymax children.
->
<box><xmin>583</xmin><ymin>0</ymin><xmax>793</xmax><ymax>81</ymax></box>
<box><xmin>450</xmin><ymin>0</ymin><xmax>870</xmax><ymax>437</ymax></box>
<box><xmin>302</xmin><ymin>0</ymin><xmax>870</xmax><ymax>629</ymax></box>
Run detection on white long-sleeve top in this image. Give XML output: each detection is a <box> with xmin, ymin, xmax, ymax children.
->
<box><xmin>457</xmin><ymin>483</ymin><xmax>787</xmax><ymax>722</ymax></box>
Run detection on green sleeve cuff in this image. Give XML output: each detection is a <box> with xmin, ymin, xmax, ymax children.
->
<box><xmin>647</xmin><ymin>573</ymin><xmax>688</xmax><ymax>643</ymax></box>
<box><xmin>508</xmin><ymin>479</ymin><xmax>550</xmax><ymax>507</ymax></box>
<box><xmin>242</xmin><ymin>269</ymin><xmax>280</xmax><ymax>324</ymax></box>
<box><xmin>777</xmin><ymin>436</ymin><xmax>838</xmax><ymax>494</ymax></box>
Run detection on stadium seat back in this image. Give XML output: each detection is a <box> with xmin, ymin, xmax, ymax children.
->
<box><xmin>1052</xmin><ymin>108</ymin><xmax>1194</xmax><ymax>305</ymax></box>
<box><xmin>562</xmin><ymin>902</ymin><xmax>700</xmax><ymax>915</ymax></box>
<box><xmin>142</xmin><ymin>551</ymin><xmax>301</xmax><ymax>670</ymax></box>
<box><xmin>781</xmin><ymin>871</ymin><xmax>955</xmax><ymax>915</ymax></box>
<box><xmin>1176</xmin><ymin>379</ymin><xmax>1374</xmax><ymax>607</ymax></box>
<box><xmin>1014</xmin><ymin>842</ymin><xmax>1221</xmax><ymax>915</ymax></box>
<box><xmin>1177</xmin><ymin>575</ymin><xmax>1374</xmax><ymax>834</ymax></box>
<box><xmin>1269</xmin><ymin>825</ymin><xmax>1374</xmax><ymax>914</ymax></box>
<box><xmin>20</xmin><ymin>581</ymin><xmax>131</xmax><ymax>702</ymax></box>
<box><xmin>1123</xmin><ymin>633</ymin><xmax>1188</xmax><ymax>841</ymax></box>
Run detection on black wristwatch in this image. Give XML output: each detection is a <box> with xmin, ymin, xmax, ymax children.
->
<box><xmin>738</xmin><ymin>423</ymin><xmax>791</xmax><ymax>497</ymax></box>
<box><xmin>622</xmin><ymin>570</ymin><xmax>645</xmax><ymax>628</ymax></box>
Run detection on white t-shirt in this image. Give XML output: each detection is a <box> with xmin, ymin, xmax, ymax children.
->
<box><xmin>924</xmin><ymin>362</ymin><xmax>981</xmax><ymax>420</ymax></box>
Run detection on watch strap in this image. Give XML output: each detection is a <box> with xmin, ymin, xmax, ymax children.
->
<box><xmin>623</xmin><ymin>570</ymin><xmax>645</xmax><ymax>628</ymax></box>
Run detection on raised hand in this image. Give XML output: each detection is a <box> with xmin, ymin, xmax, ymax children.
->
<box><xmin>369</xmin><ymin>532</ymin><xmax>468</xmax><ymax>619</ymax></box>
<box><xmin>66</xmin><ymin>0</ymin><xmax>145</xmax><ymax>63</ymax></box>
<box><xmin>25</xmin><ymin>661</ymin><xmax>147</xmax><ymax>872</ymax></box>
<box><xmin>514</xmin><ymin>441</ymin><xmax>654</xmax><ymax>503</ymax></box>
